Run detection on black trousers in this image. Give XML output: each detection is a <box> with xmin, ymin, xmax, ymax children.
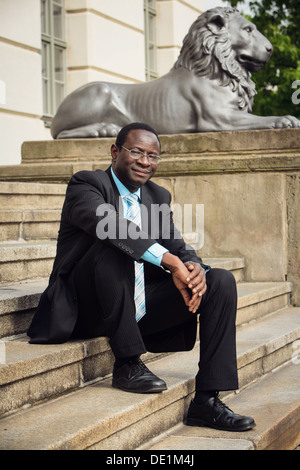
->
<box><xmin>72</xmin><ymin>241</ymin><xmax>238</xmax><ymax>392</ymax></box>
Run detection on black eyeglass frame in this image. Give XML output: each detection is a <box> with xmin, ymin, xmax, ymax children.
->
<box><xmin>121</xmin><ymin>145</ymin><xmax>161</xmax><ymax>163</ymax></box>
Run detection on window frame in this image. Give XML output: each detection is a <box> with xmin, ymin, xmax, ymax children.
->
<box><xmin>144</xmin><ymin>0</ymin><xmax>158</xmax><ymax>81</ymax></box>
<box><xmin>41</xmin><ymin>0</ymin><xmax>67</xmax><ymax>122</ymax></box>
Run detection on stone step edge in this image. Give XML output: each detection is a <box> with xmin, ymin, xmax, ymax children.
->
<box><xmin>0</xmin><ymin>241</ymin><xmax>246</xmax><ymax>268</ymax></box>
<box><xmin>0</xmin><ymin>343</ymin><xmax>299</xmax><ymax>450</ymax></box>
<box><xmin>0</xmin><ymin>210</ymin><xmax>61</xmax><ymax>223</ymax></box>
<box><xmin>139</xmin><ymin>360</ymin><xmax>300</xmax><ymax>451</ymax></box>
<box><xmin>1</xmin><ymin>303</ymin><xmax>298</xmax><ymax>386</ymax></box>
<box><xmin>237</xmin><ymin>281</ymin><xmax>292</xmax><ymax>310</ymax></box>
<box><xmin>0</xmin><ymin>241</ymin><xmax>57</xmax><ymax>262</ymax></box>
<box><xmin>1</xmin><ymin>304</ymin><xmax>299</xmax><ymax>410</ymax></box>
<box><xmin>0</xmin><ymin>181</ymin><xmax>67</xmax><ymax>194</ymax></box>
<box><xmin>0</xmin><ymin>258</ymin><xmax>245</xmax><ymax>314</ymax></box>
<box><xmin>0</xmin><ymin>280</ymin><xmax>291</xmax><ymax>322</ymax></box>
<box><xmin>0</xmin><ymin>279</ymin><xmax>291</xmax><ymax>342</ymax></box>
<box><xmin>2</xmin><ymin>278</ymin><xmax>289</xmax><ymax>340</ymax></box>
<box><xmin>0</xmin><ymin>241</ymin><xmax>245</xmax><ymax>268</ymax></box>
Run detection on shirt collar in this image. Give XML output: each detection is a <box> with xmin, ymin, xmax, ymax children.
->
<box><xmin>111</xmin><ymin>167</ymin><xmax>141</xmax><ymax>201</ymax></box>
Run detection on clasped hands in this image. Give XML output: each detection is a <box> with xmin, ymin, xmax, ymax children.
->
<box><xmin>161</xmin><ymin>253</ymin><xmax>207</xmax><ymax>313</ymax></box>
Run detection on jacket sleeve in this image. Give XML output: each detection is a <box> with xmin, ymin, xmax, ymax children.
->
<box><xmin>64</xmin><ymin>171</ymin><xmax>155</xmax><ymax>261</ymax></box>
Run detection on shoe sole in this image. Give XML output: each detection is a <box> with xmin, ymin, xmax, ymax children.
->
<box><xmin>186</xmin><ymin>417</ymin><xmax>256</xmax><ymax>432</ymax></box>
<box><xmin>112</xmin><ymin>380</ymin><xmax>167</xmax><ymax>394</ymax></box>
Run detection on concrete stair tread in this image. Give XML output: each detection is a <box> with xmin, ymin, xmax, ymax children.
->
<box><xmin>238</xmin><ymin>305</ymin><xmax>300</xmax><ymax>346</ymax></box>
<box><xmin>0</xmin><ymin>240</ymin><xmax>244</xmax><ymax>283</ymax></box>
<box><xmin>1</xmin><ymin>305</ymin><xmax>299</xmax><ymax>449</ymax></box>
<box><xmin>0</xmin><ymin>181</ymin><xmax>67</xmax><ymax>193</ymax></box>
<box><xmin>0</xmin><ymin>275</ymin><xmax>290</xmax><ymax>339</ymax></box>
<box><xmin>0</xmin><ymin>182</ymin><xmax>66</xmax><ymax>211</ymax></box>
<box><xmin>141</xmin><ymin>360</ymin><xmax>300</xmax><ymax>451</ymax></box>
<box><xmin>0</xmin><ymin>257</ymin><xmax>243</xmax><ymax>311</ymax></box>
<box><xmin>0</xmin><ymin>277</ymin><xmax>48</xmax><ymax>296</ymax></box>
<box><xmin>0</xmin><ymin>240</ymin><xmax>56</xmax><ymax>262</ymax></box>
<box><xmin>0</xmin><ymin>242</ymin><xmax>242</xmax><ymax>265</ymax></box>
<box><xmin>0</xmin><ymin>278</ymin><xmax>47</xmax><ymax>319</ymax></box>
<box><xmin>1</xmin><ymin>349</ymin><xmax>196</xmax><ymax>450</ymax></box>
<box><xmin>237</xmin><ymin>281</ymin><xmax>292</xmax><ymax>307</ymax></box>
<box><xmin>236</xmin><ymin>306</ymin><xmax>300</xmax><ymax>366</ymax></box>
<box><xmin>0</xmin><ymin>209</ymin><xmax>61</xmax><ymax>219</ymax></box>
<box><xmin>0</xmin><ymin>257</ymin><xmax>244</xmax><ymax>336</ymax></box>
<box><xmin>0</xmin><ymin>280</ymin><xmax>294</xmax><ymax>372</ymax></box>
<box><xmin>1</xmin><ymin>304</ymin><xmax>298</xmax><ymax>385</ymax></box>
<box><xmin>1</xmin><ymin>331</ymin><xmax>299</xmax><ymax>450</ymax></box>
<box><xmin>0</xmin><ymin>277</ymin><xmax>290</xmax><ymax>317</ymax></box>
<box><xmin>0</xmin><ymin>242</ymin><xmax>57</xmax><ymax>283</ymax></box>
<box><xmin>0</xmin><ymin>335</ymin><xmax>110</xmax><ymax>386</ymax></box>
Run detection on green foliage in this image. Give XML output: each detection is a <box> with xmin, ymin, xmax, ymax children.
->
<box><xmin>223</xmin><ymin>0</ymin><xmax>300</xmax><ymax>118</ymax></box>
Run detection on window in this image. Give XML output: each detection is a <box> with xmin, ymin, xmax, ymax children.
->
<box><xmin>41</xmin><ymin>0</ymin><xmax>66</xmax><ymax>119</ymax></box>
<box><xmin>144</xmin><ymin>0</ymin><xmax>157</xmax><ymax>81</ymax></box>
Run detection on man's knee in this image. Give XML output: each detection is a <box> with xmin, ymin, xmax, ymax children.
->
<box><xmin>206</xmin><ymin>268</ymin><xmax>237</xmax><ymax>300</ymax></box>
<box><xmin>217</xmin><ymin>268</ymin><xmax>236</xmax><ymax>290</ymax></box>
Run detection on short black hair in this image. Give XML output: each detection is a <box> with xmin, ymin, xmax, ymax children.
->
<box><xmin>115</xmin><ymin>122</ymin><xmax>161</xmax><ymax>149</ymax></box>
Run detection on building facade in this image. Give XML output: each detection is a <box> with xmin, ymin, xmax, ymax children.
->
<box><xmin>0</xmin><ymin>0</ymin><xmax>204</xmax><ymax>165</ymax></box>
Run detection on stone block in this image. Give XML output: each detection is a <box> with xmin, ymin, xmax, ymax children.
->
<box><xmin>172</xmin><ymin>173</ymin><xmax>288</xmax><ymax>282</ymax></box>
<box><xmin>0</xmin><ymin>242</ymin><xmax>56</xmax><ymax>282</ymax></box>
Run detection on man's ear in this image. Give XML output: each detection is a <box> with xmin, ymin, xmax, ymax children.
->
<box><xmin>111</xmin><ymin>144</ymin><xmax>118</xmax><ymax>162</ymax></box>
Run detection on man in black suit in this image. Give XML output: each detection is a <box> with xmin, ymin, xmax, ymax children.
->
<box><xmin>28</xmin><ymin>122</ymin><xmax>255</xmax><ymax>432</ymax></box>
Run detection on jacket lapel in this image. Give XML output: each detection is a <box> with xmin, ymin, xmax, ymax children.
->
<box><xmin>105</xmin><ymin>166</ymin><xmax>124</xmax><ymax>214</ymax></box>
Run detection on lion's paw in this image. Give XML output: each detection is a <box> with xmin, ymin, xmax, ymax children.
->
<box><xmin>95</xmin><ymin>123</ymin><xmax>122</xmax><ymax>137</ymax></box>
<box><xmin>273</xmin><ymin>115</ymin><xmax>300</xmax><ymax>129</ymax></box>
<box><xmin>57</xmin><ymin>123</ymin><xmax>122</xmax><ymax>139</ymax></box>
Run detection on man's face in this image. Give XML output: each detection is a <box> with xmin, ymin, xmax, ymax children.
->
<box><xmin>111</xmin><ymin>129</ymin><xmax>160</xmax><ymax>192</ymax></box>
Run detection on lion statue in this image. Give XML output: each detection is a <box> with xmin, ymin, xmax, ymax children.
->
<box><xmin>51</xmin><ymin>7</ymin><xmax>300</xmax><ymax>139</ymax></box>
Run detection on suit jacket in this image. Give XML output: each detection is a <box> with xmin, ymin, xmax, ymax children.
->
<box><xmin>28</xmin><ymin>167</ymin><xmax>206</xmax><ymax>348</ymax></box>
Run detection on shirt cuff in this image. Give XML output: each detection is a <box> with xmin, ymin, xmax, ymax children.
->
<box><xmin>141</xmin><ymin>243</ymin><xmax>169</xmax><ymax>267</ymax></box>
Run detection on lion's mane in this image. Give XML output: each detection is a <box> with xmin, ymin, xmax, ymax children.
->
<box><xmin>172</xmin><ymin>7</ymin><xmax>257</xmax><ymax>112</ymax></box>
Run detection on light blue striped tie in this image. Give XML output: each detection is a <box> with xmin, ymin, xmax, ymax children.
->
<box><xmin>125</xmin><ymin>194</ymin><xmax>146</xmax><ymax>322</ymax></box>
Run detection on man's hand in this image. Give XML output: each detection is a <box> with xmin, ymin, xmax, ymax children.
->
<box><xmin>185</xmin><ymin>261</ymin><xmax>207</xmax><ymax>313</ymax></box>
<box><xmin>161</xmin><ymin>254</ymin><xmax>206</xmax><ymax>313</ymax></box>
<box><xmin>185</xmin><ymin>261</ymin><xmax>207</xmax><ymax>296</ymax></box>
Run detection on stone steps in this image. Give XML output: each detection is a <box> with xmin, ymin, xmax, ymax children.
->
<box><xmin>0</xmin><ymin>182</ymin><xmax>66</xmax><ymax>209</ymax></box>
<box><xmin>1</xmin><ymin>256</ymin><xmax>287</xmax><ymax>340</ymax></box>
<box><xmin>0</xmin><ymin>304</ymin><xmax>299</xmax><ymax>450</ymax></box>
<box><xmin>0</xmin><ymin>279</ymin><xmax>298</xmax><ymax>432</ymax></box>
<box><xmin>0</xmin><ymin>177</ymin><xmax>299</xmax><ymax>450</ymax></box>
<box><xmin>0</xmin><ymin>277</ymin><xmax>291</xmax><ymax>341</ymax></box>
<box><xmin>0</xmin><ymin>241</ymin><xmax>57</xmax><ymax>283</ymax></box>
<box><xmin>0</xmin><ymin>278</ymin><xmax>48</xmax><ymax>338</ymax></box>
<box><xmin>140</xmin><ymin>360</ymin><xmax>300</xmax><ymax>451</ymax></box>
<box><xmin>0</xmin><ymin>258</ymin><xmax>246</xmax><ymax>411</ymax></box>
<box><xmin>0</xmin><ymin>210</ymin><xmax>61</xmax><ymax>242</ymax></box>
<box><xmin>0</xmin><ymin>243</ymin><xmax>246</xmax><ymax>285</ymax></box>
<box><xmin>0</xmin><ymin>256</ymin><xmax>245</xmax><ymax>338</ymax></box>
<box><xmin>0</xmin><ymin>181</ymin><xmax>64</xmax><ymax>242</ymax></box>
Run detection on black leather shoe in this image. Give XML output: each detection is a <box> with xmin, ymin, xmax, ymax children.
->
<box><xmin>112</xmin><ymin>358</ymin><xmax>167</xmax><ymax>393</ymax></box>
<box><xmin>186</xmin><ymin>393</ymin><xmax>256</xmax><ymax>432</ymax></box>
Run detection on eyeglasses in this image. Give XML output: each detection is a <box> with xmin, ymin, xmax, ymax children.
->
<box><xmin>121</xmin><ymin>146</ymin><xmax>161</xmax><ymax>164</ymax></box>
